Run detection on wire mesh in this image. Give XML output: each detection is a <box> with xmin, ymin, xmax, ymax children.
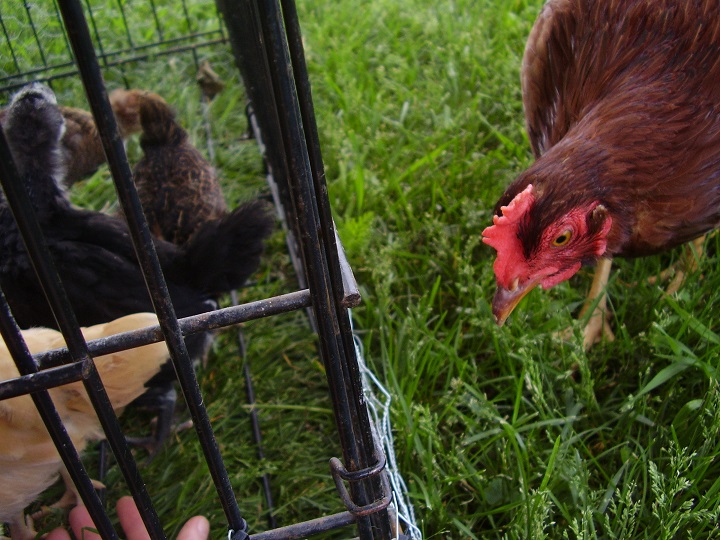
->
<box><xmin>0</xmin><ymin>0</ymin><xmax>418</xmax><ymax>538</ymax></box>
<box><xmin>0</xmin><ymin>0</ymin><xmax>226</xmax><ymax>93</ymax></box>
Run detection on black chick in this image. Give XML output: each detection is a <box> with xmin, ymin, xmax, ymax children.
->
<box><xmin>0</xmin><ymin>83</ymin><xmax>275</xmax><ymax>451</ymax></box>
<box><xmin>127</xmin><ymin>89</ymin><xmax>228</xmax><ymax>245</ymax></box>
<box><xmin>0</xmin><ymin>95</ymin><xmax>141</xmax><ymax>186</ymax></box>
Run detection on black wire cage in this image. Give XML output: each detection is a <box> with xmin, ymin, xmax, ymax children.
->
<box><xmin>0</xmin><ymin>0</ymin><xmax>416</xmax><ymax>538</ymax></box>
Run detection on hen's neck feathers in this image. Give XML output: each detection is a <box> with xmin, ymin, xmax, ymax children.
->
<box><xmin>512</xmin><ymin>0</ymin><xmax>720</xmax><ymax>258</ymax></box>
<box><xmin>524</xmin><ymin>0</ymin><xmax>720</xmax><ymax>154</ymax></box>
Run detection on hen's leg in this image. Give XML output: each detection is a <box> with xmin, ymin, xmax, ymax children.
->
<box><xmin>30</xmin><ymin>468</ymin><xmax>105</xmax><ymax>521</ymax></box>
<box><xmin>647</xmin><ymin>235</ymin><xmax>706</xmax><ymax>293</ymax></box>
<box><xmin>665</xmin><ymin>236</ymin><xmax>705</xmax><ymax>295</ymax></box>
<box><xmin>579</xmin><ymin>257</ymin><xmax>615</xmax><ymax>350</ymax></box>
<box><xmin>9</xmin><ymin>513</ymin><xmax>37</xmax><ymax>540</ymax></box>
<box><xmin>125</xmin><ymin>384</ymin><xmax>178</xmax><ymax>459</ymax></box>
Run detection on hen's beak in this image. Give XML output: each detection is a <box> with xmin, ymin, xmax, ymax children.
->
<box><xmin>491</xmin><ymin>277</ymin><xmax>540</xmax><ymax>326</ymax></box>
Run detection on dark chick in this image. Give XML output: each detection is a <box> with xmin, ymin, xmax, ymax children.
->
<box><xmin>482</xmin><ymin>0</ymin><xmax>720</xmax><ymax>348</ymax></box>
<box><xmin>124</xmin><ymin>89</ymin><xmax>228</xmax><ymax>245</ymax></box>
<box><xmin>1</xmin><ymin>83</ymin><xmax>275</xmax><ymax>448</ymax></box>
<box><xmin>0</xmin><ymin>92</ymin><xmax>141</xmax><ymax>185</ymax></box>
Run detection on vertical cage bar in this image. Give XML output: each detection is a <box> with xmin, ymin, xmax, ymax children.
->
<box><xmin>55</xmin><ymin>0</ymin><xmax>249</xmax><ymax>536</ymax></box>
<box><xmin>81</xmin><ymin>0</ymin><xmax>109</xmax><ymax>67</ymax></box>
<box><xmin>23</xmin><ymin>1</ymin><xmax>49</xmax><ymax>67</ymax></box>
<box><xmin>147</xmin><ymin>0</ymin><xmax>165</xmax><ymax>41</ymax></box>
<box><xmin>0</xmin><ymin>119</ymin><xmax>143</xmax><ymax>540</ymax></box>
<box><xmin>0</xmin><ymin>10</ymin><xmax>22</xmax><ymax>74</ymax></box>
<box><xmin>114</xmin><ymin>0</ymin><xmax>136</xmax><ymax>49</ymax></box>
<box><xmin>0</xmin><ymin>290</ymin><xmax>118</xmax><ymax>539</ymax></box>
<box><xmin>51</xmin><ymin>0</ymin><xmax>75</xmax><ymax>60</ymax></box>
<box><xmin>220</xmin><ymin>0</ymin><xmax>393</xmax><ymax>537</ymax></box>
<box><xmin>279</xmin><ymin>1</ymin><xmax>393</xmax><ymax>535</ymax></box>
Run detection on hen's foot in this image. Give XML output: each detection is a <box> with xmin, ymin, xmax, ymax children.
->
<box><xmin>647</xmin><ymin>236</ymin><xmax>706</xmax><ymax>295</ymax></box>
<box><xmin>30</xmin><ymin>471</ymin><xmax>105</xmax><ymax>521</ymax></box>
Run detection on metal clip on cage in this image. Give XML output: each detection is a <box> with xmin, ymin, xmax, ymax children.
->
<box><xmin>0</xmin><ymin>0</ymin><xmax>404</xmax><ymax>538</ymax></box>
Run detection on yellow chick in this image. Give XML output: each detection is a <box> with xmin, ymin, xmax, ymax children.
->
<box><xmin>0</xmin><ymin>313</ymin><xmax>168</xmax><ymax>539</ymax></box>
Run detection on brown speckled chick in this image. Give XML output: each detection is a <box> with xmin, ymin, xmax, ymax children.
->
<box><xmin>129</xmin><ymin>90</ymin><xmax>228</xmax><ymax>244</ymax></box>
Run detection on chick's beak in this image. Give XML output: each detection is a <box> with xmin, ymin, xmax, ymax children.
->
<box><xmin>491</xmin><ymin>277</ymin><xmax>540</xmax><ymax>326</ymax></box>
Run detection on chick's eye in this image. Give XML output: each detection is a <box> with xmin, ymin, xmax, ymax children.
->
<box><xmin>552</xmin><ymin>230</ymin><xmax>572</xmax><ymax>247</ymax></box>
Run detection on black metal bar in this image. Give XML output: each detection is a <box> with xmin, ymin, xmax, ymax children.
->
<box><xmin>0</xmin><ymin>124</ymin><xmax>121</xmax><ymax>540</ymax></box>
<box><xmin>252</xmin><ymin>1</ymin><xmax>393</xmax><ymax>537</ymax></box>
<box><xmin>218</xmin><ymin>0</ymin><xmax>394</xmax><ymax>537</ymax></box>
<box><xmin>279</xmin><ymin>2</ymin><xmax>392</xmax><ymax>533</ymax></box>
<box><xmin>0</xmin><ymin>10</ymin><xmax>22</xmax><ymax>74</ymax></box>
<box><xmin>179</xmin><ymin>0</ymin><xmax>196</xmax><ymax>33</ymax></box>
<box><xmin>50</xmin><ymin>0</ymin><xmax>75</xmax><ymax>61</ymax></box>
<box><xmin>231</xmin><ymin>290</ymin><xmax>277</xmax><ymax>530</ymax></box>
<box><xmin>0</xmin><ymin>361</ymin><xmax>86</xmax><ymax>400</ymax></box>
<box><xmin>114</xmin><ymin>0</ymin><xmax>136</xmax><ymax>50</ymax></box>
<box><xmin>245</xmin><ymin>104</ymin><xmax>316</xmax><ymax>329</ymax></box>
<box><xmin>148</xmin><ymin>0</ymin><xmax>165</xmax><ymax>41</ymax></box>
<box><xmin>23</xmin><ymin>1</ymin><xmax>49</xmax><ymax>67</ymax></box>
<box><xmin>30</xmin><ymin>289</ymin><xmax>312</xmax><ymax>371</ymax></box>
<box><xmin>82</xmin><ymin>0</ymin><xmax>109</xmax><ymax>67</ymax></box>
<box><xmin>56</xmin><ymin>0</ymin><xmax>248</xmax><ymax>536</ymax></box>
<box><xmin>215</xmin><ymin>0</ymin><xmax>300</xmax><ymax>243</ymax></box>
<box><xmin>248</xmin><ymin>511</ymin><xmax>357</xmax><ymax>540</ymax></box>
<box><xmin>0</xmin><ymin>37</ymin><xmax>226</xmax><ymax>94</ymax></box>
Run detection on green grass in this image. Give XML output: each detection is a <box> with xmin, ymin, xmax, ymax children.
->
<box><xmin>4</xmin><ymin>0</ymin><xmax>720</xmax><ymax>538</ymax></box>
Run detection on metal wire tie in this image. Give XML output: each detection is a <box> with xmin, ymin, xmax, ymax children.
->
<box><xmin>328</xmin><ymin>442</ymin><xmax>392</xmax><ymax>517</ymax></box>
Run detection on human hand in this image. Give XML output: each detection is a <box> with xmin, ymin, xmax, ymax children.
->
<box><xmin>45</xmin><ymin>496</ymin><xmax>209</xmax><ymax>540</ymax></box>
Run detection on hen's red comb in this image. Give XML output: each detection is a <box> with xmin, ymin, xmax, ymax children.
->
<box><xmin>482</xmin><ymin>184</ymin><xmax>534</xmax><ymax>287</ymax></box>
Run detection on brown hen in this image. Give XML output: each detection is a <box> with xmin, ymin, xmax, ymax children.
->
<box><xmin>127</xmin><ymin>90</ymin><xmax>228</xmax><ymax>245</ymax></box>
<box><xmin>0</xmin><ymin>313</ymin><xmax>168</xmax><ymax>539</ymax></box>
<box><xmin>482</xmin><ymin>0</ymin><xmax>720</xmax><ymax>348</ymax></box>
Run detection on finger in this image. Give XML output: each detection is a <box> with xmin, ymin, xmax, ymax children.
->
<box><xmin>116</xmin><ymin>496</ymin><xmax>151</xmax><ymax>540</ymax></box>
<box><xmin>177</xmin><ymin>516</ymin><xmax>210</xmax><ymax>540</ymax></box>
<box><xmin>68</xmin><ymin>505</ymin><xmax>101</xmax><ymax>540</ymax></box>
<box><xmin>45</xmin><ymin>527</ymin><xmax>71</xmax><ymax>540</ymax></box>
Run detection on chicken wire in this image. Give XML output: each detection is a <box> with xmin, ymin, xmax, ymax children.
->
<box><xmin>0</xmin><ymin>0</ymin><xmax>420</xmax><ymax>538</ymax></box>
<box><xmin>0</xmin><ymin>0</ymin><xmax>226</xmax><ymax>93</ymax></box>
<box><xmin>350</xmin><ymin>313</ymin><xmax>423</xmax><ymax>540</ymax></box>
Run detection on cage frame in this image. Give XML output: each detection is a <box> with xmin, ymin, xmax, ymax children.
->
<box><xmin>0</xmin><ymin>0</ymin><xmax>402</xmax><ymax>538</ymax></box>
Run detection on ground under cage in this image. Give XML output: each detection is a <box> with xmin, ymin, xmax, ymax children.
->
<box><xmin>0</xmin><ymin>0</ymin><xmax>420</xmax><ymax>538</ymax></box>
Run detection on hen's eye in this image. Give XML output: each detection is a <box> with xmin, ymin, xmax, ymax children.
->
<box><xmin>552</xmin><ymin>230</ymin><xmax>572</xmax><ymax>246</ymax></box>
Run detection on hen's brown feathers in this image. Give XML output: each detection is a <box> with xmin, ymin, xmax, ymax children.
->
<box><xmin>130</xmin><ymin>91</ymin><xmax>228</xmax><ymax>244</ymax></box>
<box><xmin>508</xmin><ymin>0</ymin><xmax>720</xmax><ymax>258</ymax></box>
<box><xmin>484</xmin><ymin>0</ymin><xmax>720</xmax><ymax>334</ymax></box>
